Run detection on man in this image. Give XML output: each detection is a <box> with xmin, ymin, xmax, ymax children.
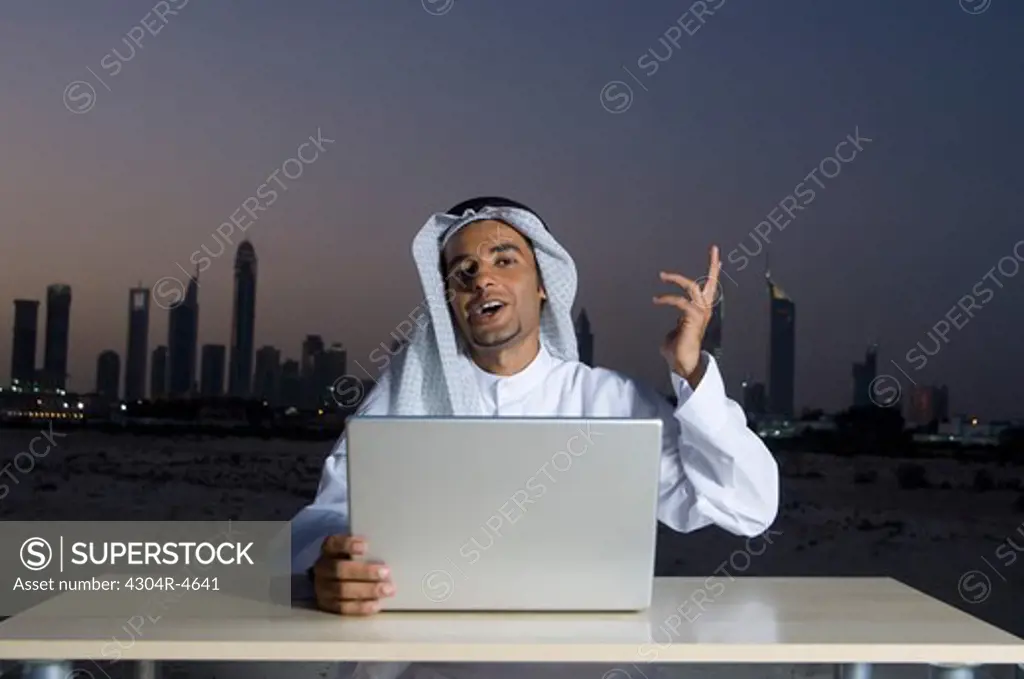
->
<box><xmin>289</xmin><ymin>197</ymin><xmax>779</xmax><ymax>678</ymax></box>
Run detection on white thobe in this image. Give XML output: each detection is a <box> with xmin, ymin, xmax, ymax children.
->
<box><xmin>289</xmin><ymin>347</ymin><xmax>779</xmax><ymax>679</ymax></box>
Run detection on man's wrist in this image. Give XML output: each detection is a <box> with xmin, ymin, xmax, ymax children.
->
<box><xmin>673</xmin><ymin>353</ymin><xmax>707</xmax><ymax>390</ymax></box>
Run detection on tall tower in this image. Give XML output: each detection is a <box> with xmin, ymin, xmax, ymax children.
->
<box><xmin>43</xmin><ymin>284</ymin><xmax>72</xmax><ymax>390</ymax></box>
<box><xmin>317</xmin><ymin>343</ymin><xmax>347</xmax><ymax>407</ymax></box>
<box><xmin>301</xmin><ymin>335</ymin><xmax>325</xmax><ymax>408</ymax></box>
<box><xmin>253</xmin><ymin>345</ymin><xmax>282</xmax><ymax>405</ymax></box>
<box><xmin>766</xmin><ymin>267</ymin><xmax>795</xmax><ymax>418</ymax></box>
<box><xmin>167</xmin><ymin>269</ymin><xmax>199</xmax><ymax>397</ymax></box>
<box><xmin>96</xmin><ymin>350</ymin><xmax>121</xmax><ymax>400</ymax></box>
<box><xmin>851</xmin><ymin>342</ymin><xmax>878</xmax><ymax>408</ymax></box>
<box><xmin>229</xmin><ymin>241</ymin><xmax>258</xmax><ymax>397</ymax></box>
<box><xmin>201</xmin><ymin>344</ymin><xmax>227</xmax><ymax>397</ymax></box>
<box><xmin>574</xmin><ymin>309</ymin><xmax>594</xmax><ymax>367</ymax></box>
<box><xmin>125</xmin><ymin>286</ymin><xmax>150</xmax><ymax>401</ymax></box>
<box><xmin>280</xmin><ymin>359</ymin><xmax>302</xmax><ymax>407</ymax></box>
<box><xmin>150</xmin><ymin>345</ymin><xmax>168</xmax><ymax>399</ymax></box>
<box><xmin>10</xmin><ymin>300</ymin><xmax>40</xmax><ymax>388</ymax></box>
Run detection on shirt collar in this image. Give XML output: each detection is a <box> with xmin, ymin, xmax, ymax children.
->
<box><xmin>469</xmin><ymin>343</ymin><xmax>556</xmax><ymax>402</ymax></box>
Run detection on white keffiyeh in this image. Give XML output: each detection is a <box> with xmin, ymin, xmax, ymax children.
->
<box><xmin>383</xmin><ymin>203</ymin><xmax>579</xmax><ymax>416</ymax></box>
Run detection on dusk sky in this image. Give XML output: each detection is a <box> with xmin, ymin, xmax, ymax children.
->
<box><xmin>1</xmin><ymin>0</ymin><xmax>1022</xmax><ymax>418</ymax></box>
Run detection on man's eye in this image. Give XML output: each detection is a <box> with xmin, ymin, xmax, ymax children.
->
<box><xmin>496</xmin><ymin>256</ymin><xmax>514</xmax><ymax>267</ymax></box>
<box><xmin>453</xmin><ymin>262</ymin><xmax>477</xmax><ymax>284</ymax></box>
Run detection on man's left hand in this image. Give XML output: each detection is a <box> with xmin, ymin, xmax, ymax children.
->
<box><xmin>653</xmin><ymin>245</ymin><xmax>720</xmax><ymax>389</ymax></box>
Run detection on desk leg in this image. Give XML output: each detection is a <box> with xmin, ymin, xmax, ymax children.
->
<box><xmin>928</xmin><ymin>665</ymin><xmax>978</xmax><ymax>679</ymax></box>
<box><xmin>21</xmin><ymin>661</ymin><xmax>73</xmax><ymax>679</ymax></box>
<box><xmin>135</xmin><ymin>660</ymin><xmax>158</xmax><ymax>679</ymax></box>
<box><xmin>833</xmin><ymin>664</ymin><xmax>873</xmax><ymax>679</ymax></box>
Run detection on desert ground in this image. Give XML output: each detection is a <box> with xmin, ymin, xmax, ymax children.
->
<box><xmin>0</xmin><ymin>429</ymin><xmax>1021</xmax><ymax>679</ymax></box>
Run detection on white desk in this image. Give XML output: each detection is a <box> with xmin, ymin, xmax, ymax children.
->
<box><xmin>0</xmin><ymin>578</ymin><xmax>1022</xmax><ymax>678</ymax></box>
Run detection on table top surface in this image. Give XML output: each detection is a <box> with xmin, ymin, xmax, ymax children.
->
<box><xmin>0</xmin><ymin>577</ymin><xmax>1022</xmax><ymax>664</ymax></box>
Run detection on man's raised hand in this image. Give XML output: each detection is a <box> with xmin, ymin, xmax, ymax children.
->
<box><xmin>653</xmin><ymin>244</ymin><xmax>721</xmax><ymax>387</ymax></box>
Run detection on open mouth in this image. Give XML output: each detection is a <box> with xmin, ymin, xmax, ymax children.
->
<box><xmin>469</xmin><ymin>300</ymin><xmax>507</xmax><ymax>323</ymax></box>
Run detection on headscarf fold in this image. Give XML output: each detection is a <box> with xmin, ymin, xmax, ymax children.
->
<box><xmin>383</xmin><ymin>202</ymin><xmax>579</xmax><ymax>416</ymax></box>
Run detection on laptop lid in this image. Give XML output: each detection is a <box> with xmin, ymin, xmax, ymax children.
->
<box><xmin>347</xmin><ymin>416</ymin><xmax>663</xmax><ymax>611</ymax></box>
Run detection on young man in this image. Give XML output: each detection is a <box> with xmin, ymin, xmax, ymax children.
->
<box><xmin>288</xmin><ymin>197</ymin><xmax>779</xmax><ymax>679</ymax></box>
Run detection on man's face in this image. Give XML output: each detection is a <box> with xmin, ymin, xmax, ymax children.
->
<box><xmin>442</xmin><ymin>220</ymin><xmax>547</xmax><ymax>353</ymax></box>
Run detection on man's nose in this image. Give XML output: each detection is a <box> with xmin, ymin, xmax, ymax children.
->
<box><xmin>471</xmin><ymin>264</ymin><xmax>498</xmax><ymax>290</ymax></box>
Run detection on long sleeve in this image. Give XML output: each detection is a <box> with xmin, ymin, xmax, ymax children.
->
<box><xmin>289</xmin><ymin>370</ymin><xmax>393</xmax><ymax>575</ymax></box>
<box><xmin>636</xmin><ymin>351</ymin><xmax>779</xmax><ymax>537</ymax></box>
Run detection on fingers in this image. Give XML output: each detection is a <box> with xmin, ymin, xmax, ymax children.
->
<box><xmin>340</xmin><ymin>580</ymin><xmax>395</xmax><ymax>600</ymax></box>
<box><xmin>313</xmin><ymin>536</ymin><xmax>395</xmax><ymax>617</ymax></box>
<box><xmin>320</xmin><ymin>534</ymin><xmax>367</xmax><ymax>558</ymax></box>
<box><xmin>706</xmin><ymin>244</ymin><xmax>721</xmax><ymax>288</ymax></box>
<box><xmin>313</xmin><ymin>561</ymin><xmax>394</xmax><ymax>616</ymax></box>
<box><xmin>659</xmin><ymin>244</ymin><xmax>722</xmax><ymax>309</ymax></box>
<box><xmin>315</xmin><ymin>575</ymin><xmax>393</xmax><ymax>600</ymax></box>
<box><xmin>658</xmin><ymin>272</ymin><xmax>713</xmax><ymax>310</ymax></box>
<box><xmin>659</xmin><ymin>271</ymin><xmax>701</xmax><ymax>297</ymax></box>
<box><xmin>652</xmin><ymin>294</ymin><xmax>706</xmax><ymax>317</ymax></box>
<box><xmin>314</xmin><ymin>555</ymin><xmax>390</xmax><ymax>582</ymax></box>
<box><xmin>703</xmin><ymin>245</ymin><xmax>721</xmax><ymax>304</ymax></box>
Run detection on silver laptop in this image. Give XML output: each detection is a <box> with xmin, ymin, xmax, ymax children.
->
<box><xmin>346</xmin><ymin>416</ymin><xmax>663</xmax><ymax>611</ymax></box>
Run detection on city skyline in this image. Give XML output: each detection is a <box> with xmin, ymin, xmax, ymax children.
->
<box><xmin>0</xmin><ymin>236</ymin><xmax>1009</xmax><ymax>420</ymax></box>
<box><xmin>1</xmin><ymin>232</ymin><xmax>1011</xmax><ymax>422</ymax></box>
<box><xmin>0</xmin><ymin>245</ymin><xmax>887</xmax><ymax>425</ymax></box>
<box><xmin>1</xmin><ymin>1</ymin><xmax>1022</xmax><ymax>418</ymax></box>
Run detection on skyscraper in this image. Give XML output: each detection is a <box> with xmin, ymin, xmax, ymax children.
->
<box><xmin>280</xmin><ymin>359</ymin><xmax>302</xmax><ymax>407</ymax></box>
<box><xmin>907</xmin><ymin>384</ymin><xmax>950</xmax><ymax>426</ymax></box>
<box><xmin>253</xmin><ymin>345</ymin><xmax>281</xmax><ymax>405</ymax></box>
<box><xmin>851</xmin><ymin>342</ymin><xmax>879</xmax><ymax>408</ymax></box>
<box><xmin>125</xmin><ymin>287</ymin><xmax>150</xmax><ymax>401</ymax></box>
<box><xmin>766</xmin><ymin>271</ymin><xmax>795</xmax><ymax>418</ymax></box>
<box><xmin>575</xmin><ymin>309</ymin><xmax>594</xmax><ymax>367</ymax></box>
<box><xmin>302</xmin><ymin>335</ymin><xmax>323</xmax><ymax>378</ymax></box>
<box><xmin>167</xmin><ymin>270</ymin><xmax>199</xmax><ymax>397</ymax></box>
<box><xmin>301</xmin><ymin>334</ymin><xmax>325</xmax><ymax>408</ymax></box>
<box><xmin>96</xmin><ymin>350</ymin><xmax>121</xmax><ymax>400</ymax></box>
<box><xmin>229</xmin><ymin>241</ymin><xmax>258</xmax><ymax>397</ymax></box>
<box><xmin>200</xmin><ymin>344</ymin><xmax>226</xmax><ymax>397</ymax></box>
<box><xmin>317</xmin><ymin>342</ymin><xmax>347</xmax><ymax>407</ymax></box>
<box><xmin>10</xmin><ymin>300</ymin><xmax>39</xmax><ymax>388</ymax></box>
<box><xmin>43</xmin><ymin>284</ymin><xmax>72</xmax><ymax>390</ymax></box>
<box><xmin>150</xmin><ymin>345</ymin><xmax>168</xmax><ymax>400</ymax></box>
<box><xmin>742</xmin><ymin>379</ymin><xmax>767</xmax><ymax>417</ymax></box>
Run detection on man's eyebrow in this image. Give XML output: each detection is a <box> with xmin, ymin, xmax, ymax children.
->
<box><xmin>446</xmin><ymin>242</ymin><xmax>524</xmax><ymax>270</ymax></box>
<box><xmin>488</xmin><ymin>242</ymin><xmax>524</xmax><ymax>256</ymax></box>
